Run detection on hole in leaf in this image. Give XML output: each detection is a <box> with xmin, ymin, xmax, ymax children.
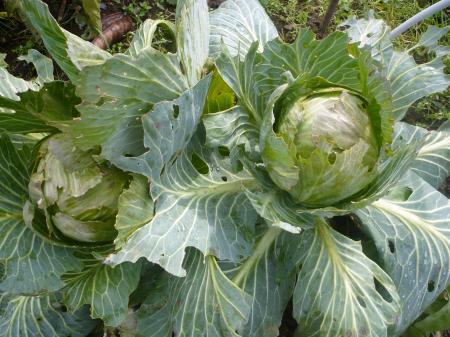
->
<box><xmin>152</xmin><ymin>24</ymin><xmax>177</xmax><ymax>54</ymax></box>
<box><xmin>173</xmin><ymin>105</ymin><xmax>180</xmax><ymax>118</ymax></box>
<box><xmin>191</xmin><ymin>152</ymin><xmax>209</xmax><ymax>174</ymax></box>
<box><xmin>328</xmin><ymin>152</ymin><xmax>336</xmax><ymax>164</ymax></box>
<box><xmin>221</xmin><ymin>176</ymin><xmax>228</xmax><ymax>182</ymax></box>
<box><xmin>280</xmin><ymin>299</ymin><xmax>298</xmax><ymax>335</ymax></box>
<box><xmin>218</xmin><ymin>146</ymin><xmax>230</xmax><ymax>157</ymax></box>
<box><xmin>388</xmin><ymin>240</ymin><xmax>395</xmax><ymax>253</ymax></box>
<box><xmin>428</xmin><ymin>280</ymin><xmax>435</xmax><ymax>292</ymax></box>
<box><xmin>374</xmin><ymin>277</ymin><xmax>393</xmax><ymax>303</ymax></box>
<box><xmin>330</xmin><ymin>215</ymin><xmax>365</xmax><ymax>241</ymax></box>
<box><xmin>0</xmin><ymin>262</ymin><xmax>5</xmax><ymax>282</ymax></box>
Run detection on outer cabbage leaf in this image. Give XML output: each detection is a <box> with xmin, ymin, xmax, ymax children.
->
<box><xmin>62</xmin><ymin>251</ymin><xmax>141</xmax><ymax>327</ymax></box>
<box><xmin>356</xmin><ymin>172</ymin><xmax>450</xmax><ymax>334</ymax></box>
<box><xmin>0</xmin><ymin>50</ymin><xmax>53</xmax><ymax>102</ymax></box>
<box><xmin>136</xmin><ymin>249</ymin><xmax>251</xmax><ymax>337</ymax></box>
<box><xmin>106</xmin><ymin>141</ymin><xmax>257</xmax><ymax>277</ymax></box>
<box><xmin>0</xmin><ymin>292</ymin><xmax>97</xmax><ymax>337</ymax></box>
<box><xmin>0</xmin><ymin>135</ymin><xmax>81</xmax><ymax>294</ymax></box>
<box><xmin>0</xmin><ymin>81</ymin><xmax>80</xmax><ymax>134</ymax></box>
<box><xmin>209</xmin><ymin>0</ymin><xmax>278</xmax><ymax>58</ymax></box>
<box><xmin>341</xmin><ymin>13</ymin><xmax>450</xmax><ymax>120</ymax></box>
<box><xmin>105</xmin><ymin>76</ymin><xmax>258</xmax><ymax>276</ymax></box>
<box><xmin>110</xmin><ymin>75</ymin><xmax>210</xmax><ymax>178</ymax></box>
<box><xmin>20</xmin><ymin>0</ymin><xmax>110</xmax><ymax>81</ymax></box>
<box><xmin>393</xmin><ymin>122</ymin><xmax>450</xmax><ymax>189</ymax></box>
<box><xmin>176</xmin><ymin>0</ymin><xmax>209</xmax><ymax>86</ymax></box>
<box><xmin>65</xmin><ymin>48</ymin><xmax>189</xmax><ymax>158</ymax></box>
<box><xmin>293</xmin><ymin>218</ymin><xmax>400</xmax><ymax>337</ymax></box>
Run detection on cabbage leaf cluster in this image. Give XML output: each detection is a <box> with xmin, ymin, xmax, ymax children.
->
<box><xmin>0</xmin><ymin>1</ymin><xmax>449</xmax><ymax>336</ymax></box>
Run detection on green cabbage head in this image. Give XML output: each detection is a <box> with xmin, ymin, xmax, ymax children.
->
<box><xmin>28</xmin><ymin>134</ymin><xmax>128</xmax><ymax>243</ymax></box>
<box><xmin>271</xmin><ymin>88</ymin><xmax>379</xmax><ymax>207</ymax></box>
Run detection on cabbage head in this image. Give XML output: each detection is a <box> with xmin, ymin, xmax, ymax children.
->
<box><xmin>274</xmin><ymin>88</ymin><xmax>379</xmax><ymax>206</ymax></box>
<box><xmin>28</xmin><ymin>134</ymin><xmax>128</xmax><ymax>243</ymax></box>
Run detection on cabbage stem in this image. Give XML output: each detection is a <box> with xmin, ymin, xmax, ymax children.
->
<box><xmin>232</xmin><ymin>226</ymin><xmax>282</xmax><ymax>286</ymax></box>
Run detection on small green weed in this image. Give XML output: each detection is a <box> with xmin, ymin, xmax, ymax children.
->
<box><xmin>113</xmin><ymin>0</ymin><xmax>174</xmax><ymax>24</ymax></box>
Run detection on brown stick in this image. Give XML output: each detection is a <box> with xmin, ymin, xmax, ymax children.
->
<box><xmin>319</xmin><ymin>0</ymin><xmax>340</xmax><ymax>35</ymax></box>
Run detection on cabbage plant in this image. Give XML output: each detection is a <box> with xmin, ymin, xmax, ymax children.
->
<box><xmin>0</xmin><ymin>0</ymin><xmax>449</xmax><ymax>336</ymax></box>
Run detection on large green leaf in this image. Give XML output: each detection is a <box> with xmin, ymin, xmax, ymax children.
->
<box><xmin>109</xmin><ymin>75</ymin><xmax>211</xmax><ymax>178</ymax></box>
<box><xmin>0</xmin><ymin>135</ymin><xmax>81</xmax><ymax>294</ymax></box>
<box><xmin>356</xmin><ymin>172</ymin><xmax>450</xmax><ymax>334</ymax></box>
<box><xmin>393</xmin><ymin>122</ymin><xmax>450</xmax><ymax>189</ymax></box>
<box><xmin>293</xmin><ymin>218</ymin><xmax>400</xmax><ymax>337</ymax></box>
<box><xmin>65</xmin><ymin>48</ymin><xmax>189</xmax><ymax>156</ymax></box>
<box><xmin>341</xmin><ymin>13</ymin><xmax>450</xmax><ymax>120</ymax></box>
<box><xmin>0</xmin><ymin>81</ymin><xmax>80</xmax><ymax>134</ymax></box>
<box><xmin>103</xmin><ymin>77</ymin><xmax>258</xmax><ymax>276</ymax></box>
<box><xmin>106</xmin><ymin>141</ymin><xmax>257</xmax><ymax>277</ymax></box>
<box><xmin>136</xmin><ymin>249</ymin><xmax>251</xmax><ymax>337</ymax></box>
<box><xmin>209</xmin><ymin>0</ymin><xmax>278</xmax><ymax>58</ymax></box>
<box><xmin>20</xmin><ymin>0</ymin><xmax>110</xmax><ymax>82</ymax></box>
<box><xmin>176</xmin><ymin>0</ymin><xmax>209</xmax><ymax>86</ymax></box>
<box><xmin>0</xmin><ymin>292</ymin><xmax>97</xmax><ymax>337</ymax></box>
<box><xmin>62</xmin><ymin>251</ymin><xmax>141</xmax><ymax>327</ymax></box>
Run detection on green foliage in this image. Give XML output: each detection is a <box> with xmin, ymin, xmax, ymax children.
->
<box><xmin>0</xmin><ymin>1</ymin><xmax>449</xmax><ymax>337</ymax></box>
<box><xmin>81</xmin><ymin>0</ymin><xmax>101</xmax><ymax>35</ymax></box>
